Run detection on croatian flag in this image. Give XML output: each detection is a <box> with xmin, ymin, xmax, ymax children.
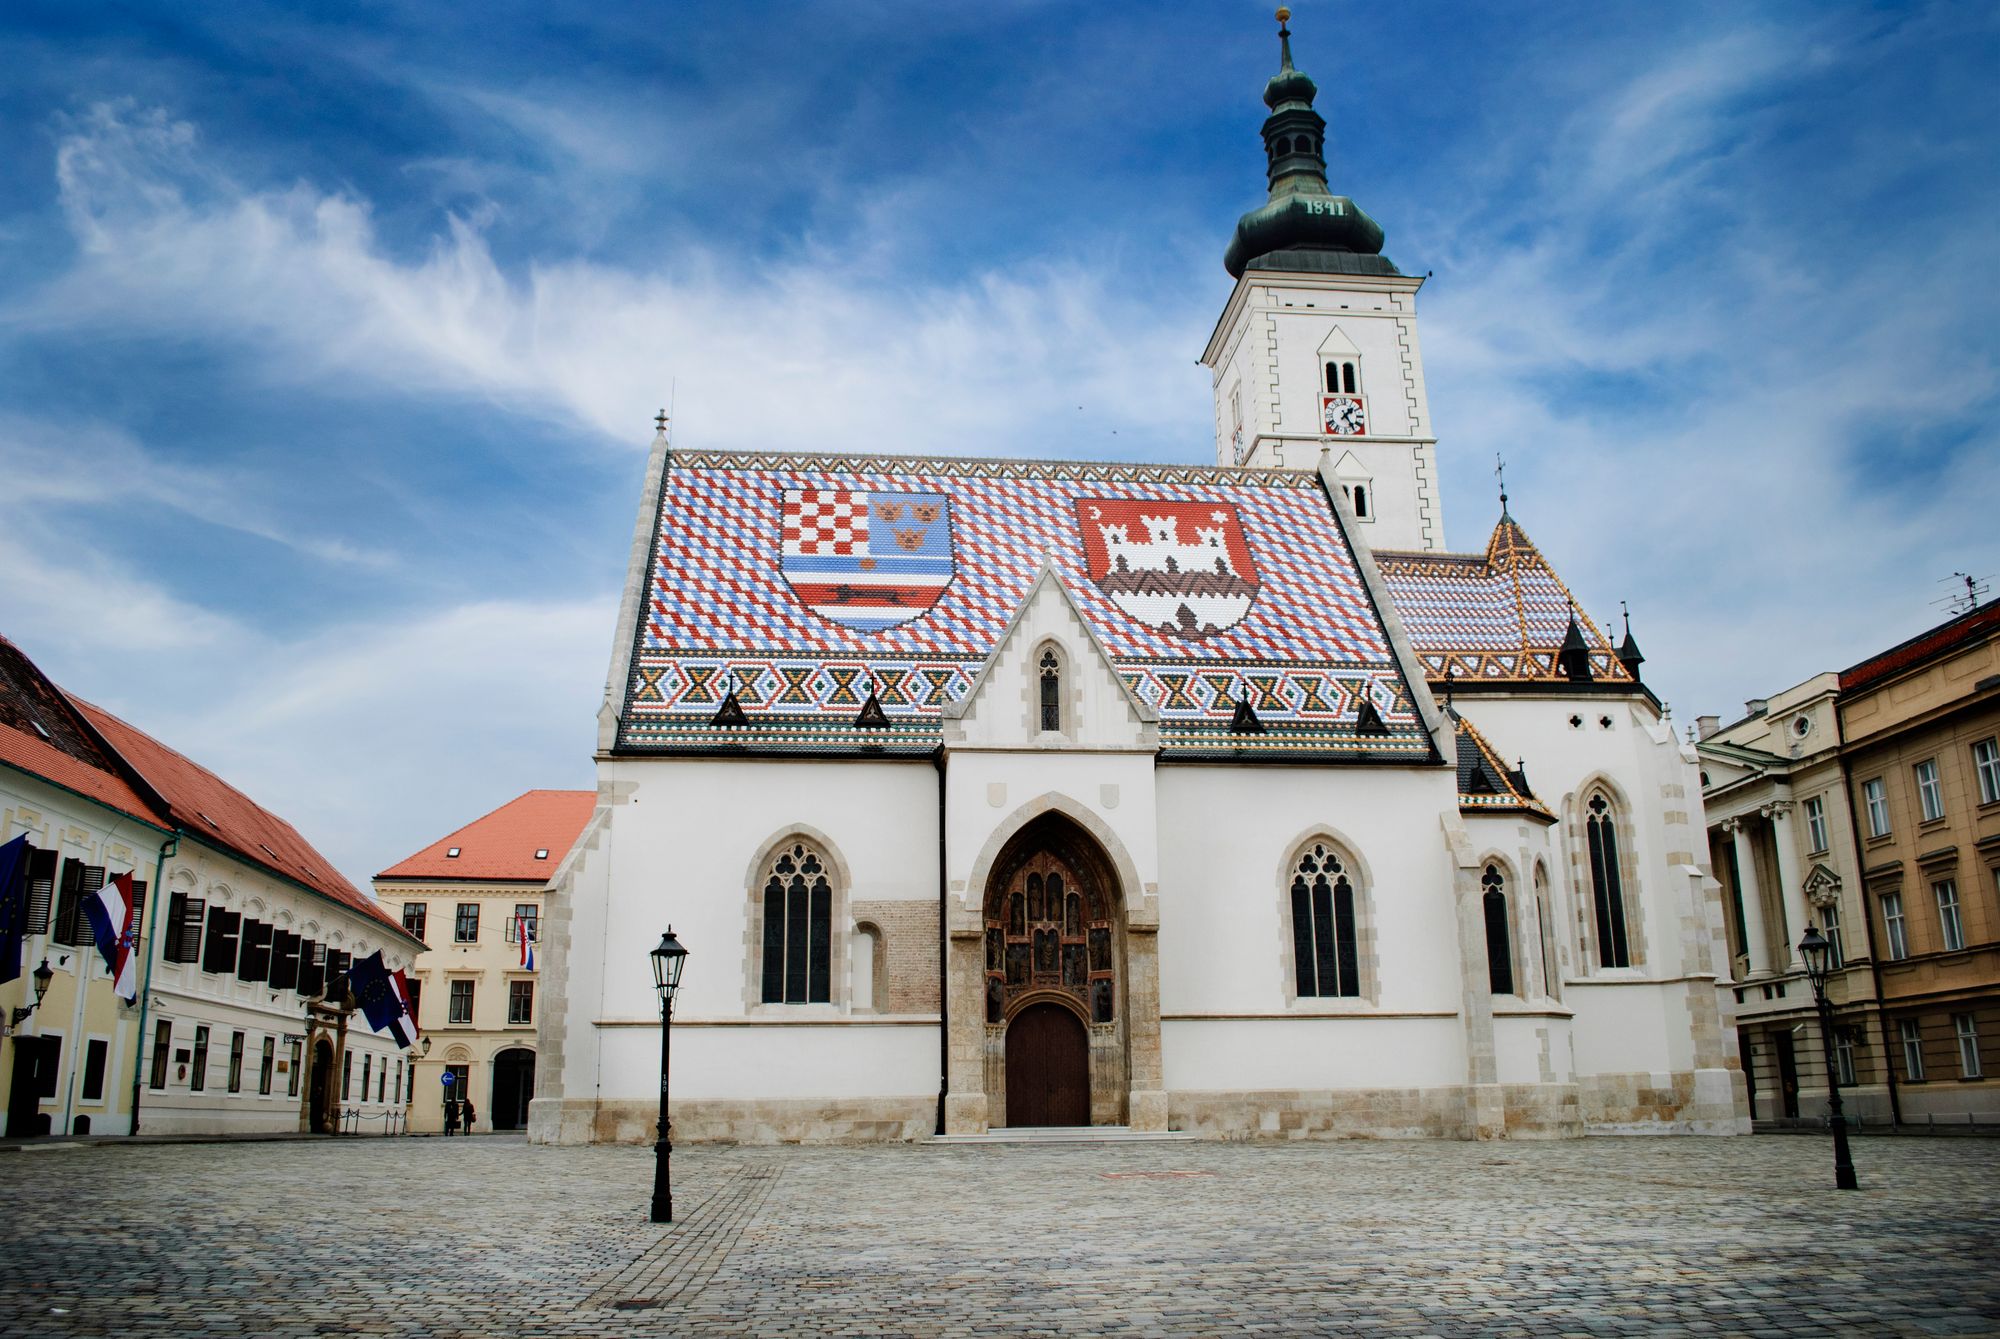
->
<box><xmin>518</xmin><ymin>916</ymin><xmax>535</xmax><ymax>972</ymax></box>
<box><xmin>390</xmin><ymin>968</ymin><xmax>420</xmax><ymax>1048</ymax></box>
<box><xmin>84</xmin><ymin>870</ymin><xmax>141</xmax><ymax>1002</ymax></box>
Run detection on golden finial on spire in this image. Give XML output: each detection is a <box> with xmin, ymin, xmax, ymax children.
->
<box><xmin>1276</xmin><ymin>7</ymin><xmax>1291</xmax><ymax>22</ymax></box>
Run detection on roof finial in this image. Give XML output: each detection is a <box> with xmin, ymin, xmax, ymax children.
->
<box><xmin>1276</xmin><ymin>7</ymin><xmax>1295</xmax><ymax>70</ymax></box>
<box><xmin>1494</xmin><ymin>453</ymin><xmax>1510</xmax><ymax>518</ymax></box>
<box><xmin>654</xmin><ymin>408</ymin><xmax>669</xmax><ymax>434</ymax></box>
<box><xmin>1620</xmin><ymin>599</ymin><xmax>1631</xmax><ymax>638</ymax></box>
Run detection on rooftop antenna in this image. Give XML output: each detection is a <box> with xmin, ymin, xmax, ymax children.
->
<box><xmin>1935</xmin><ymin>572</ymin><xmax>1991</xmax><ymax>617</ymax></box>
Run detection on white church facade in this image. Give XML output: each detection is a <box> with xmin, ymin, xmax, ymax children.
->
<box><xmin>530</xmin><ymin>18</ymin><xmax>1748</xmax><ymax>1145</ymax></box>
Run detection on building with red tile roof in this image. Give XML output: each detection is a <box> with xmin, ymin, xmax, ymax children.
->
<box><xmin>1</xmin><ymin>633</ymin><xmax>421</xmax><ymax>1138</ymax></box>
<box><xmin>375</xmin><ymin>789</ymin><xmax>596</xmax><ymax>1133</ymax></box>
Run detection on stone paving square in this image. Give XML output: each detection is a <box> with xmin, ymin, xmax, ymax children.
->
<box><xmin>1</xmin><ymin>1134</ymin><xmax>1997</xmax><ymax>1337</ymax></box>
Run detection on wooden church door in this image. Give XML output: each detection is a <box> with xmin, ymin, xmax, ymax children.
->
<box><xmin>1006</xmin><ymin>1003</ymin><xmax>1089</xmax><ymax>1127</ymax></box>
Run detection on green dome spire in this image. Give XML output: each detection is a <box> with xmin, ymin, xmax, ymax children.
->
<box><xmin>1223</xmin><ymin>8</ymin><xmax>1396</xmax><ymax>279</ymax></box>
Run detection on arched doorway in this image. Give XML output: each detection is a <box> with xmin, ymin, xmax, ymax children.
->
<box><xmin>309</xmin><ymin>1039</ymin><xmax>335</xmax><ymax>1133</ymax></box>
<box><xmin>977</xmin><ymin>812</ymin><xmax>1128</xmax><ymax>1127</ymax></box>
<box><xmin>490</xmin><ymin>1048</ymin><xmax>536</xmax><ymax>1130</ymax></box>
<box><xmin>1006</xmin><ymin>1003</ymin><xmax>1089</xmax><ymax>1126</ymax></box>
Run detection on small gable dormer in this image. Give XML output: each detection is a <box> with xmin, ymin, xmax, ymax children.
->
<box><xmin>943</xmin><ymin>566</ymin><xmax>1158</xmax><ymax>753</ymax></box>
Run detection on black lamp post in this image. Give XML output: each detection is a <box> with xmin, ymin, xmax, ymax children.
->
<box><xmin>649</xmin><ymin>927</ymin><xmax>689</xmax><ymax>1224</ymax></box>
<box><xmin>10</xmin><ymin>958</ymin><xmax>55</xmax><ymax>1026</ymax></box>
<box><xmin>1798</xmin><ymin>924</ymin><xmax>1859</xmax><ymax>1190</ymax></box>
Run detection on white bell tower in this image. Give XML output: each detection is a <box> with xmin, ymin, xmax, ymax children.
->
<box><xmin>1198</xmin><ymin>10</ymin><xmax>1444</xmax><ymax>553</ymax></box>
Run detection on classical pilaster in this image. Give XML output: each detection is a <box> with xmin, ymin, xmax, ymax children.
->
<box><xmin>1762</xmin><ymin>801</ymin><xmax>1811</xmax><ymax>970</ymax></box>
<box><xmin>1724</xmin><ymin>818</ymin><xmax>1772</xmax><ymax>976</ymax></box>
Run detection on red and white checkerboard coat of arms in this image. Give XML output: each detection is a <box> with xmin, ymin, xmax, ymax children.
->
<box><xmin>1074</xmin><ymin>498</ymin><xmax>1261</xmax><ymax>640</ymax></box>
<box><xmin>780</xmin><ymin>488</ymin><xmax>955</xmax><ymax>632</ymax></box>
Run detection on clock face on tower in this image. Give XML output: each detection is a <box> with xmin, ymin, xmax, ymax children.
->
<box><xmin>1321</xmin><ymin>394</ymin><xmax>1367</xmax><ymax>436</ymax></box>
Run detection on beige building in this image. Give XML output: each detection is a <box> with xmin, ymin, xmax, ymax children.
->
<box><xmin>375</xmin><ymin>790</ymin><xmax>593</xmax><ymax>1132</ymax></box>
<box><xmin>1700</xmin><ymin>600</ymin><xmax>2000</xmax><ymax>1125</ymax></box>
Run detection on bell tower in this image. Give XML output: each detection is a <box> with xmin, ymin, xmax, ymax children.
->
<box><xmin>1200</xmin><ymin>9</ymin><xmax>1444</xmax><ymax>552</ymax></box>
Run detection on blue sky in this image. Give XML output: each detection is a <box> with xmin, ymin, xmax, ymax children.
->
<box><xmin>1</xmin><ymin>0</ymin><xmax>1994</xmax><ymax>890</ymax></box>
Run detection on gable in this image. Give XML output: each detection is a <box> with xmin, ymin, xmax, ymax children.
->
<box><xmin>616</xmin><ymin>450</ymin><xmax>1432</xmax><ymax>760</ymax></box>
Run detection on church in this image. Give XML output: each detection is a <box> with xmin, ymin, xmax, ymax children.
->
<box><xmin>530</xmin><ymin>16</ymin><xmax>1748</xmax><ymax>1145</ymax></box>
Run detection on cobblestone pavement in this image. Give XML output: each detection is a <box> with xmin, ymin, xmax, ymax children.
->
<box><xmin>2</xmin><ymin>1133</ymin><xmax>1998</xmax><ymax>1337</ymax></box>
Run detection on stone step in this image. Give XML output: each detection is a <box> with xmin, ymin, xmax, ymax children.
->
<box><xmin>925</xmin><ymin>1125</ymin><xmax>1199</xmax><ymax>1145</ymax></box>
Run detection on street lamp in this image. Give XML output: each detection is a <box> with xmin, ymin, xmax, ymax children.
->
<box><xmin>649</xmin><ymin>928</ymin><xmax>689</xmax><ymax>1224</ymax></box>
<box><xmin>1797</xmin><ymin>924</ymin><xmax>1859</xmax><ymax>1190</ymax></box>
<box><xmin>10</xmin><ymin>958</ymin><xmax>55</xmax><ymax>1026</ymax></box>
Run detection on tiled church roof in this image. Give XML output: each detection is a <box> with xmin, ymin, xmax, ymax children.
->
<box><xmin>1450</xmin><ymin>710</ymin><xmax>1552</xmax><ymax>820</ymax></box>
<box><xmin>620</xmin><ymin>450</ymin><xmax>1433</xmax><ymax>760</ymax></box>
<box><xmin>1375</xmin><ymin>511</ymin><xmax>1632</xmax><ymax>687</ymax></box>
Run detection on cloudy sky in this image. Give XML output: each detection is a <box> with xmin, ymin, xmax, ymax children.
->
<box><xmin>1</xmin><ymin>0</ymin><xmax>1993</xmax><ymax>893</ymax></box>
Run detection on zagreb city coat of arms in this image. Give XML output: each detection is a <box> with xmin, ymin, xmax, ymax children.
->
<box><xmin>780</xmin><ymin>487</ymin><xmax>955</xmax><ymax>632</ymax></box>
<box><xmin>1074</xmin><ymin>498</ymin><xmax>1261</xmax><ymax>640</ymax></box>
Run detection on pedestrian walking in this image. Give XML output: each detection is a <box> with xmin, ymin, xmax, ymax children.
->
<box><xmin>460</xmin><ymin>1097</ymin><xmax>476</xmax><ymax>1134</ymax></box>
<box><xmin>443</xmin><ymin>1099</ymin><xmax>459</xmax><ymax>1136</ymax></box>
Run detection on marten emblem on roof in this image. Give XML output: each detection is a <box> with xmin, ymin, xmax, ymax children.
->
<box><xmin>1075</xmin><ymin>498</ymin><xmax>1261</xmax><ymax>641</ymax></box>
<box><xmin>780</xmin><ymin>488</ymin><xmax>955</xmax><ymax>632</ymax></box>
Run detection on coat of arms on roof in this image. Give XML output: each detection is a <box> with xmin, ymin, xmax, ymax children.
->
<box><xmin>780</xmin><ymin>488</ymin><xmax>955</xmax><ymax>633</ymax></box>
<box><xmin>1074</xmin><ymin>498</ymin><xmax>1261</xmax><ymax>641</ymax></box>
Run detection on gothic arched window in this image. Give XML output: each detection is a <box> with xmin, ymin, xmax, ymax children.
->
<box><xmin>1038</xmin><ymin>648</ymin><xmax>1062</xmax><ymax>733</ymax></box>
<box><xmin>1482</xmin><ymin>863</ymin><xmax>1515</xmax><ymax>996</ymax></box>
<box><xmin>760</xmin><ymin>842</ymin><xmax>832</xmax><ymax>1004</ymax></box>
<box><xmin>1585</xmin><ymin>792</ymin><xmax>1632</xmax><ymax>969</ymax></box>
<box><xmin>1534</xmin><ymin>862</ymin><xmax>1559</xmax><ymax>999</ymax></box>
<box><xmin>1290</xmin><ymin>842</ymin><xmax>1360</xmax><ymax>998</ymax></box>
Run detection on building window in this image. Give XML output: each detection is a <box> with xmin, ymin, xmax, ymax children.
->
<box><xmin>1481</xmin><ymin>864</ymin><xmax>1515</xmax><ymax>996</ymax></box>
<box><xmin>1038</xmin><ymin>648</ymin><xmax>1062</xmax><ymax>733</ymax></box>
<box><xmin>454</xmin><ymin>903</ymin><xmax>479</xmax><ymax>943</ymax></box>
<box><xmin>190</xmin><ymin>1026</ymin><xmax>210</xmax><ymax>1092</ymax></box>
<box><xmin>1804</xmin><ymin>796</ymin><xmax>1829</xmax><ymax>854</ymax></box>
<box><xmin>406</xmin><ymin>979</ymin><xmax>423</xmax><ymax>1028</ymax></box>
<box><xmin>52</xmin><ymin>860</ymin><xmax>106</xmax><ymax>947</ymax></box>
<box><xmin>1882</xmin><ymin>892</ymin><xmax>1908</xmax><ymax>960</ymax></box>
<box><xmin>149</xmin><ymin>1020</ymin><xmax>172</xmax><ymax>1090</ymax></box>
<box><xmin>508</xmin><ymin>980</ymin><xmax>534</xmax><ymax>1025</ymax></box>
<box><xmin>1834</xmin><ymin>1030</ymin><xmax>1857</xmax><ymax>1087</ymax></box>
<box><xmin>1900</xmin><ymin>1018</ymin><xmax>1926</xmax><ymax>1081</ymax></box>
<box><xmin>164</xmin><ymin>892</ymin><xmax>206</xmax><ymax>963</ymax></box>
<box><xmin>1955</xmin><ymin>1014</ymin><xmax>1983</xmax><ymax>1079</ymax></box>
<box><xmin>1289</xmin><ymin>842</ymin><xmax>1361</xmax><ymax>998</ymax></box>
<box><xmin>227</xmin><ymin>1031</ymin><xmax>245</xmax><ymax>1094</ymax></box>
<box><xmin>403</xmin><ymin>903</ymin><xmax>428</xmax><ymax>940</ymax></box>
<box><xmin>1935</xmin><ymin>880</ymin><xmax>1964</xmax><ymax>952</ymax></box>
<box><xmin>342</xmin><ymin>1049</ymin><xmax>353</xmax><ymax>1100</ymax></box>
<box><xmin>1821</xmin><ymin>902</ymin><xmax>1846</xmax><ymax>969</ymax></box>
<box><xmin>396</xmin><ymin>1057</ymin><xmax>405</xmax><ymax>1104</ymax></box>
<box><xmin>361</xmin><ymin>1053</ymin><xmax>371</xmax><ymax>1103</ymax></box>
<box><xmin>448</xmin><ymin>979</ymin><xmax>475</xmax><ymax>1024</ymax></box>
<box><xmin>760</xmin><ymin>842</ymin><xmax>833</xmax><ymax>1005</ymax></box>
<box><xmin>259</xmin><ymin>1037</ymin><xmax>275</xmax><ymax>1096</ymax></box>
<box><xmin>1863</xmin><ymin>778</ymin><xmax>1890</xmax><ymax>837</ymax></box>
<box><xmin>1324</xmin><ymin>360</ymin><xmax>1359</xmax><ymax>394</ymax></box>
<box><xmin>81</xmin><ymin>1038</ymin><xmax>109</xmax><ymax>1102</ymax></box>
<box><xmin>20</xmin><ymin>846</ymin><xmax>55</xmax><ymax>937</ymax></box>
<box><xmin>509</xmin><ymin>904</ymin><xmax>539</xmax><ymax>945</ymax></box>
<box><xmin>377</xmin><ymin>1062</ymin><xmax>386</xmax><ymax>1104</ymax></box>
<box><xmin>1914</xmin><ymin>760</ymin><xmax>1944</xmax><ymax>822</ymax></box>
<box><xmin>1585</xmin><ymin>792</ymin><xmax>1633</xmax><ymax>969</ymax></box>
<box><xmin>201</xmin><ymin>906</ymin><xmax>242</xmax><ymax>974</ymax></box>
<box><xmin>1975</xmin><ymin>738</ymin><xmax>2000</xmax><ymax>806</ymax></box>
<box><xmin>287</xmin><ymin>1040</ymin><xmax>302</xmax><ymax>1098</ymax></box>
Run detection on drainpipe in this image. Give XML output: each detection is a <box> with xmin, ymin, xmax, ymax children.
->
<box><xmin>127</xmin><ymin>829</ymin><xmax>182</xmax><ymax>1135</ymax></box>
<box><xmin>1834</xmin><ymin>763</ymin><xmax>1901</xmax><ymax>1127</ymax></box>
<box><xmin>934</xmin><ymin>748</ymin><xmax>948</xmax><ymax>1137</ymax></box>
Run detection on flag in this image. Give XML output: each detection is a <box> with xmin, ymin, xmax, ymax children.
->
<box><xmin>83</xmin><ymin>870</ymin><xmax>141</xmax><ymax>1002</ymax></box>
<box><xmin>347</xmin><ymin>950</ymin><xmax>418</xmax><ymax>1048</ymax></box>
<box><xmin>389</xmin><ymin>968</ymin><xmax>420</xmax><ymax>1047</ymax></box>
<box><xmin>518</xmin><ymin>914</ymin><xmax>535</xmax><ymax>972</ymax></box>
<box><xmin>0</xmin><ymin>834</ymin><xmax>28</xmax><ymax>986</ymax></box>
